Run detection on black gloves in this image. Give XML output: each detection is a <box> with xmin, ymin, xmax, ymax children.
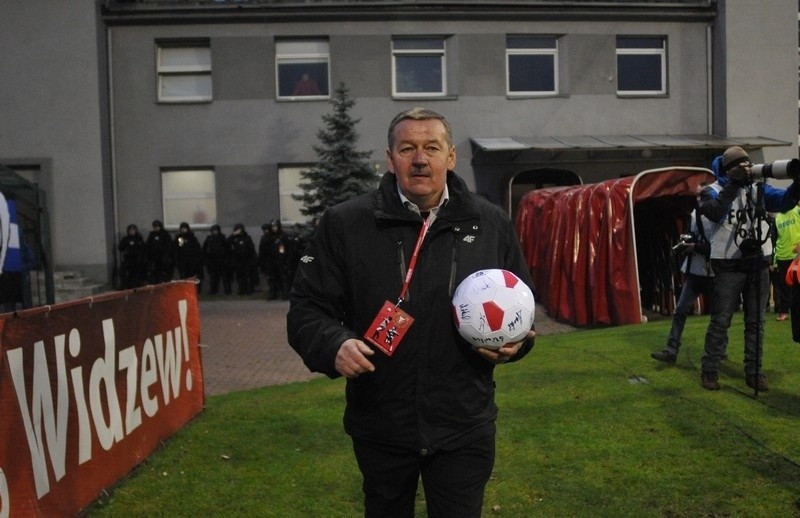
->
<box><xmin>693</xmin><ymin>241</ymin><xmax>710</xmax><ymax>259</ymax></box>
<box><xmin>728</xmin><ymin>166</ymin><xmax>751</xmax><ymax>187</ymax></box>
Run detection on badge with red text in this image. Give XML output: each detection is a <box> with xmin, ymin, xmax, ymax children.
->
<box><xmin>364</xmin><ymin>300</ymin><xmax>414</xmax><ymax>356</ymax></box>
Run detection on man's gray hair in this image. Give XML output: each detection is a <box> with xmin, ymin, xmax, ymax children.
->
<box><xmin>387</xmin><ymin>107</ymin><xmax>453</xmax><ymax>149</ymax></box>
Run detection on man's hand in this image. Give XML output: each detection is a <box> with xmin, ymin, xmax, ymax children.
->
<box><xmin>473</xmin><ymin>329</ymin><xmax>535</xmax><ymax>364</ymax></box>
<box><xmin>335</xmin><ymin>339</ymin><xmax>376</xmax><ymax>378</ymax></box>
<box><xmin>728</xmin><ymin>165</ymin><xmax>751</xmax><ymax>187</ymax></box>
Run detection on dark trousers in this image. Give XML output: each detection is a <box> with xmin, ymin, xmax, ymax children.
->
<box><xmin>774</xmin><ymin>259</ymin><xmax>793</xmax><ymax>313</ymax></box>
<box><xmin>206</xmin><ymin>263</ymin><xmax>231</xmax><ymax>294</ymax></box>
<box><xmin>352</xmin><ymin>435</ymin><xmax>494</xmax><ymax>518</ymax></box>
<box><xmin>790</xmin><ymin>277</ymin><xmax>800</xmax><ymax>342</ymax></box>
<box><xmin>665</xmin><ymin>273</ymin><xmax>715</xmax><ymax>353</ymax></box>
<box><xmin>702</xmin><ymin>262</ymin><xmax>770</xmax><ymax>376</ymax></box>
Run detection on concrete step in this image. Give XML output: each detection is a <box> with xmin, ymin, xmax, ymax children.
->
<box><xmin>35</xmin><ymin>270</ymin><xmax>107</xmax><ymax>304</ymax></box>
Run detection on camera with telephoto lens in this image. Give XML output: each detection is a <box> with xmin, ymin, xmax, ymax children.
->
<box><xmin>750</xmin><ymin>159</ymin><xmax>800</xmax><ymax>181</ymax></box>
<box><xmin>671</xmin><ymin>233</ymin><xmax>695</xmax><ymax>253</ymax></box>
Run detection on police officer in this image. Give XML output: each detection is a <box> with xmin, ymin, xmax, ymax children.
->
<box><xmin>229</xmin><ymin>223</ymin><xmax>256</xmax><ymax>295</ymax></box>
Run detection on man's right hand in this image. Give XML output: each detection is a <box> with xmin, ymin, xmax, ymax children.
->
<box><xmin>728</xmin><ymin>166</ymin><xmax>751</xmax><ymax>187</ymax></box>
<box><xmin>335</xmin><ymin>339</ymin><xmax>376</xmax><ymax>378</ymax></box>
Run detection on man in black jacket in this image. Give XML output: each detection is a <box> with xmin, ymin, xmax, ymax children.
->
<box><xmin>287</xmin><ymin>108</ymin><xmax>535</xmax><ymax>518</ymax></box>
<box><xmin>203</xmin><ymin>224</ymin><xmax>231</xmax><ymax>295</ymax></box>
<box><xmin>145</xmin><ymin>219</ymin><xmax>173</xmax><ymax>284</ymax></box>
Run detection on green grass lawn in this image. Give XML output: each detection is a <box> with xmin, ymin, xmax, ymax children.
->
<box><xmin>87</xmin><ymin>314</ymin><xmax>800</xmax><ymax>517</ymax></box>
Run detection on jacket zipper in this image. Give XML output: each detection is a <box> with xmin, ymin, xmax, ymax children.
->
<box><xmin>448</xmin><ymin>233</ymin><xmax>459</xmax><ymax>297</ymax></box>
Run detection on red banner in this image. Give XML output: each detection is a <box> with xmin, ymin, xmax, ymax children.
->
<box><xmin>0</xmin><ymin>281</ymin><xmax>204</xmax><ymax>516</ymax></box>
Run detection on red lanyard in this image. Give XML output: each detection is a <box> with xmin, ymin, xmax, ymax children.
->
<box><xmin>397</xmin><ymin>219</ymin><xmax>429</xmax><ymax>305</ymax></box>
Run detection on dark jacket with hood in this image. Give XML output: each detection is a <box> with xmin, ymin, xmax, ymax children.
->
<box><xmin>173</xmin><ymin>223</ymin><xmax>204</xmax><ymax>279</ymax></box>
<box><xmin>699</xmin><ymin>155</ymin><xmax>800</xmax><ymax>261</ymax></box>
<box><xmin>287</xmin><ymin>171</ymin><xmax>535</xmax><ymax>454</ymax></box>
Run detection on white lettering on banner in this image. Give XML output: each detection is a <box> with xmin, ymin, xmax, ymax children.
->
<box><xmin>7</xmin><ymin>337</ymin><xmax>69</xmax><ymax>497</ymax></box>
<box><xmin>5</xmin><ymin>299</ymin><xmax>193</xmax><ymax>499</ymax></box>
<box><xmin>119</xmin><ymin>346</ymin><xmax>142</xmax><ymax>436</ymax></box>
<box><xmin>90</xmin><ymin>319</ymin><xmax>125</xmax><ymax>451</ymax></box>
<box><xmin>140</xmin><ymin>338</ymin><xmax>159</xmax><ymax>417</ymax></box>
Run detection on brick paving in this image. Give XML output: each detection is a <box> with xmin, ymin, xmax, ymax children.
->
<box><xmin>199</xmin><ymin>298</ymin><xmax>575</xmax><ymax>396</ymax></box>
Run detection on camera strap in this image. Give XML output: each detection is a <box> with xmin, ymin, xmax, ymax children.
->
<box><xmin>688</xmin><ymin>210</ymin><xmax>708</xmax><ymax>273</ymax></box>
<box><xmin>734</xmin><ymin>183</ymin><xmax>770</xmax><ymax>251</ymax></box>
<box><xmin>694</xmin><ymin>210</ymin><xmax>707</xmax><ymax>244</ymax></box>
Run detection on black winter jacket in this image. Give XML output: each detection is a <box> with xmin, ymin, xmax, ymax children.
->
<box><xmin>287</xmin><ymin>171</ymin><xmax>535</xmax><ymax>453</ymax></box>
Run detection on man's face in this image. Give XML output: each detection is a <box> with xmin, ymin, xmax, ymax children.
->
<box><xmin>386</xmin><ymin>118</ymin><xmax>456</xmax><ymax>211</ymax></box>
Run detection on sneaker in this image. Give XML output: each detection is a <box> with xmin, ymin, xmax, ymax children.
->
<box><xmin>701</xmin><ymin>371</ymin><xmax>720</xmax><ymax>391</ymax></box>
<box><xmin>777</xmin><ymin>313</ymin><xmax>788</xmax><ymax>321</ymax></box>
<box><xmin>746</xmin><ymin>374</ymin><xmax>769</xmax><ymax>391</ymax></box>
<box><xmin>650</xmin><ymin>349</ymin><xmax>677</xmax><ymax>364</ymax></box>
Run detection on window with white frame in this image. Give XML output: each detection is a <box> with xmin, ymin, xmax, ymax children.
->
<box><xmin>616</xmin><ymin>36</ymin><xmax>667</xmax><ymax>95</ymax></box>
<box><xmin>506</xmin><ymin>35</ymin><xmax>558</xmax><ymax>96</ymax></box>
<box><xmin>161</xmin><ymin>169</ymin><xmax>217</xmax><ymax>229</ymax></box>
<box><xmin>276</xmin><ymin>40</ymin><xmax>330</xmax><ymax>99</ymax></box>
<box><xmin>156</xmin><ymin>41</ymin><xmax>212</xmax><ymax>102</ymax></box>
<box><xmin>279</xmin><ymin>166</ymin><xmax>310</xmax><ymax>223</ymax></box>
<box><xmin>392</xmin><ymin>38</ymin><xmax>446</xmax><ymax>97</ymax></box>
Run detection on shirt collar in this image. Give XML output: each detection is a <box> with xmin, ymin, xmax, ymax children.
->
<box><xmin>398</xmin><ymin>184</ymin><xmax>450</xmax><ymax>223</ymax></box>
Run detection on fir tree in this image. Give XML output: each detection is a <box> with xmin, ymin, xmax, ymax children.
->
<box><xmin>294</xmin><ymin>82</ymin><xmax>376</xmax><ymax>218</ymax></box>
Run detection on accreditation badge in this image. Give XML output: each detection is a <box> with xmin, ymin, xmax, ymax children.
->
<box><xmin>364</xmin><ymin>300</ymin><xmax>414</xmax><ymax>356</ymax></box>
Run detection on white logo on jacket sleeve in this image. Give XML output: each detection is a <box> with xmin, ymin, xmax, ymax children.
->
<box><xmin>300</xmin><ymin>255</ymin><xmax>314</xmax><ymax>264</ymax></box>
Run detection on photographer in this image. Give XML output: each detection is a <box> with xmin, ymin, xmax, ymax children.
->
<box><xmin>651</xmin><ymin>206</ymin><xmax>720</xmax><ymax>364</ymax></box>
<box><xmin>697</xmin><ymin>146</ymin><xmax>800</xmax><ymax>391</ymax></box>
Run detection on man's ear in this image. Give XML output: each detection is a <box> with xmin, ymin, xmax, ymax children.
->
<box><xmin>386</xmin><ymin>148</ymin><xmax>395</xmax><ymax>173</ymax></box>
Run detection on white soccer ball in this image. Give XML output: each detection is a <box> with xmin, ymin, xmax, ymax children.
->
<box><xmin>451</xmin><ymin>269</ymin><xmax>535</xmax><ymax>350</ymax></box>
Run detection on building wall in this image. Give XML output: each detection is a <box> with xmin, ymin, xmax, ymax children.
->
<box><xmin>716</xmin><ymin>0</ymin><xmax>798</xmax><ymax>164</ymax></box>
<box><xmin>2</xmin><ymin>1</ymin><xmax>796</xmax><ymax>285</ymax></box>
<box><xmin>109</xmin><ymin>15</ymin><xmax>715</xmax><ymax>235</ymax></box>
<box><xmin>0</xmin><ymin>0</ymin><xmax>112</xmax><ymax>281</ymax></box>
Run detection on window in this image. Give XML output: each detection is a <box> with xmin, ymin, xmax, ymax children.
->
<box><xmin>392</xmin><ymin>38</ymin><xmax>446</xmax><ymax>97</ymax></box>
<box><xmin>506</xmin><ymin>35</ymin><xmax>558</xmax><ymax>96</ymax></box>
<box><xmin>616</xmin><ymin>36</ymin><xmax>667</xmax><ymax>95</ymax></box>
<box><xmin>161</xmin><ymin>169</ymin><xmax>217</xmax><ymax>229</ymax></box>
<box><xmin>279</xmin><ymin>166</ymin><xmax>310</xmax><ymax>223</ymax></box>
<box><xmin>156</xmin><ymin>41</ymin><xmax>212</xmax><ymax>102</ymax></box>
<box><xmin>276</xmin><ymin>40</ymin><xmax>330</xmax><ymax>99</ymax></box>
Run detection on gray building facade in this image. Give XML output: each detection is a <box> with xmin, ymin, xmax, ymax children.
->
<box><xmin>0</xmin><ymin>0</ymin><xmax>797</xmax><ymax>289</ymax></box>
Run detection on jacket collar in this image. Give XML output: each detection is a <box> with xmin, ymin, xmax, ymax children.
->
<box><xmin>375</xmin><ymin>171</ymin><xmax>480</xmax><ymax>222</ymax></box>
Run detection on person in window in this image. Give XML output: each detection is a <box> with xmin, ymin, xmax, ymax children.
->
<box><xmin>146</xmin><ymin>219</ymin><xmax>173</xmax><ymax>284</ymax></box>
<box><xmin>292</xmin><ymin>73</ymin><xmax>321</xmax><ymax>96</ymax></box>
<box><xmin>287</xmin><ymin>108</ymin><xmax>536</xmax><ymax>517</ymax></box>
<box><xmin>118</xmin><ymin>223</ymin><xmax>147</xmax><ymax>289</ymax></box>
<box><xmin>228</xmin><ymin>223</ymin><xmax>256</xmax><ymax>295</ymax></box>
<box><xmin>203</xmin><ymin>224</ymin><xmax>231</xmax><ymax>295</ymax></box>
<box><xmin>173</xmin><ymin>221</ymin><xmax>204</xmax><ymax>293</ymax></box>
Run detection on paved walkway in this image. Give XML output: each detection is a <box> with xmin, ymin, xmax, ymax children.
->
<box><xmin>199</xmin><ymin>299</ymin><xmax>576</xmax><ymax>396</ymax></box>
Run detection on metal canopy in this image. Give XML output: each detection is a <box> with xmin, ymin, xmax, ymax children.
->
<box><xmin>470</xmin><ymin>134</ymin><xmax>791</xmax><ymax>155</ymax></box>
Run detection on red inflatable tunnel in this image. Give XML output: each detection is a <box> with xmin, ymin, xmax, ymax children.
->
<box><xmin>515</xmin><ymin>167</ymin><xmax>716</xmax><ymax>327</ymax></box>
